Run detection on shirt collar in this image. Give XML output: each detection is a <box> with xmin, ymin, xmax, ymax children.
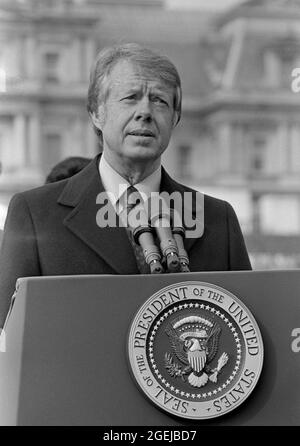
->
<box><xmin>99</xmin><ymin>154</ymin><xmax>161</xmax><ymax>211</ymax></box>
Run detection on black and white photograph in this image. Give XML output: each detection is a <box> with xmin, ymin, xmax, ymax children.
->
<box><xmin>0</xmin><ymin>0</ymin><xmax>299</xmax><ymax>429</ymax></box>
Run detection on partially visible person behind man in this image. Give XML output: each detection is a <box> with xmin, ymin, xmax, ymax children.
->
<box><xmin>0</xmin><ymin>43</ymin><xmax>251</xmax><ymax>327</ymax></box>
<box><xmin>45</xmin><ymin>157</ymin><xmax>92</xmax><ymax>184</ymax></box>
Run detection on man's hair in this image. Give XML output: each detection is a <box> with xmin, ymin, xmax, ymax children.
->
<box><xmin>87</xmin><ymin>43</ymin><xmax>182</xmax><ymax>140</ymax></box>
<box><xmin>45</xmin><ymin>157</ymin><xmax>92</xmax><ymax>184</ymax></box>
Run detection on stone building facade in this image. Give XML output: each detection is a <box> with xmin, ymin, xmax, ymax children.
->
<box><xmin>0</xmin><ymin>0</ymin><xmax>300</xmax><ymax>260</ymax></box>
<box><xmin>0</xmin><ymin>0</ymin><xmax>99</xmax><ymax>209</ymax></box>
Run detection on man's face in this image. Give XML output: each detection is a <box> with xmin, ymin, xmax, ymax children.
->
<box><xmin>94</xmin><ymin>59</ymin><xmax>176</xmax><ymax>168</ymax></box>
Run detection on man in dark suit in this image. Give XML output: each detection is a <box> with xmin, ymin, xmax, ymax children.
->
<box><xmin>0</xmin><ymin>43</ymin><xmax>251</xmax><ymax>327</ymax></box>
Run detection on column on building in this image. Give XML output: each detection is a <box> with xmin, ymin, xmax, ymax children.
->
<box><xmin>217</xmin><ymin>121</ymin><xmax>232</xmax><ymax>174</ymax></box>
<box><xmin>71</xmin><ymin>114</ymin><xmax>84</xmax><ymax>156</ymax></box>
<box><xmin>84</xmin><ymin>38</ymin><xmax>95</xmax><ymax>82</ymax></box>
<box><xmin>13</xmin><ymin>113</ymin><xmax>26</xmax><ymax>170</ymax></box>
<box><xmin>230</xmin><ymin>123</ymin><xmax>243</xmax><ymax>176</ymax></box>
<box><xmin>72</xmin><ymin>37</ymin><xmax>82</xmax><ymax>83</ymax></box>
<box><xmin>275</xmin><ymin>121</ymin><xmax>289</xmax><ymax>175</ymax></box>
<box><xmin>251</xmin><ymin>193</ymin><xmax>261</xmax><ymax>234</ymax></box>
<box><xmin>8</xmin><ymin>37</ymin><xmax>19</xmax><ymax>80</ymax></box>
<box><xmin>18</xmin><ymin>37</ymin><xmax>26</xmax><ymax>81</ymax></box>
<box><xmin>25</xmin><ymin>35</ymin><xmax>37</xmax><ymax>80</ymax></box>
<box><xmin>28</xmin><ymin>113</ymin><xmax>41</xmax><ymax>171</ymax></box>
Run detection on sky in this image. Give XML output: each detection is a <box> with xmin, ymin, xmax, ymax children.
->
<box><xmin>166</xmin><ymin>0</ymin><xmax>246</xmax><ymax>10</ymax></box>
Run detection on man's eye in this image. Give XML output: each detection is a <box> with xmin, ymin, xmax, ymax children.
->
<box><xmin>152</xmin><ymin>96</ymin><xmax>167</xmax><ymax>105</ymax></box>
<box><xmin>122</xmin><ymin>95</ymin><xmax>136</xmax><ymax>101</ymax></box>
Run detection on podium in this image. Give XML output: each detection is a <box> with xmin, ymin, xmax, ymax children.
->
<box><xmin>0</xmin><ymin>270</ymin><xmax>299</xmax><ymax>426</ymax></box>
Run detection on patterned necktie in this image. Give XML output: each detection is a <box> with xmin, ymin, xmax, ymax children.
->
<box><xmin>119</xmin><ymin>186</ymin><xmax>150</xmax><ymax>274</ymax></box>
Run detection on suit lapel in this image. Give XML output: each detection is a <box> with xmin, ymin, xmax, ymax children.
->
<box><xmin>57</xmin><ymin>156</ymin><xmax>204</xmax><ymax>273</ymax></box>
<box><xmin>58</xmin><ymin>155</ymin><xmax>139</xmax><ymax>274</ymax></box>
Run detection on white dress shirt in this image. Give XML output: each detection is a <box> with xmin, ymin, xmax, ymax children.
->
<box><xmin>99</xmin><ymin>154</ymin><xmax>161</xmax><ymax>214</ymax></box>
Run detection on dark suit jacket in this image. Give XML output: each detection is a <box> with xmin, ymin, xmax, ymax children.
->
<box><xmin>0</xmin><ymin>155</ymin><xmax>251</xmax><ymax>327</ymax></box>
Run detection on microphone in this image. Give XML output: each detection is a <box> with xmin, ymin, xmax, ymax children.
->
<box><xmin>171</xmin><ymin>209</ymin><xmax>190</xmax><ymax>273</ymax></box>
<box><xmin>147</xmin><ymin>195</ymin><xmax>181</xmax><ymax>273</ymax></box>
<box><xmin>127</xmin><ymin>202</ymin><xmax>164</xmax><ymax>274</ymax></box>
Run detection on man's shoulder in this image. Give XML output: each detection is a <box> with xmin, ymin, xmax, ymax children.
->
<box><xmin>204</xmin><ymin>193</ymin><xmax>228</xmax><ymax>211</ymax></box>
<box><xmin>9</xmin><ymin>155</ymin><xmax>98</xmax><ymax>209</ymax></box>
<box><xmin>10</xmin><ymin>179</ymin><xmax>69</xmax><ymax>210</ymax></box>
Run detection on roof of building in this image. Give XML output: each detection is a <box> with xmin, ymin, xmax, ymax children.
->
<box><xmin>94</xmin><ymin>7</ymin><xmax>215</xmax><ymax>98</ymax></box>
<box><xmin>216</xmin><ymin>0</ymin><xmax>300</xmax><ymax>27</ymax></box>
<box><xmin>95</xmin><ymin>7</ymin><xmax>213</xmax><ymax>44</ymax></box>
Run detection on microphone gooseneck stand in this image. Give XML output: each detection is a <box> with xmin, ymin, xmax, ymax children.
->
<box><xmin>148</xmin><ymin>195</ymin><xmax>181</xmax><ymax>273</ymax></box>
<box><xmin>172</xmin><ymin>226</ymin><xmax>190</xmax><ymax>273</ymax></box>
<box><xmin>132</xmin><ymin>225</ymin><xmax>164</xmax><ymax>274</ymax></box>
<box><xmin>128</xmin><ymin>197</ymin><xmax>190</xmax><ymax>274</ymax></box>
<box><xmin>127</xmin><ymin>202</ymin><xmax>164</xmax><ymax>274</ymax></box>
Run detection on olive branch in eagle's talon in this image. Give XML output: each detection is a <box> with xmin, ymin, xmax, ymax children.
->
<box><xmin>209</xmin><ymin>352</ymin><xmax>229</xmax><ymax>383</ymax></box>
<box><xmin>164</xmin><ymin>353</ymin><xmax>190</xmax><ymax>381</ymax></box>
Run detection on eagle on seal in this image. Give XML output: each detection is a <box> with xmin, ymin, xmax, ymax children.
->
<box><xmin>165</xmin><ymin>315</ymin><xmax>228</xmax><ymax>387</ymax></box>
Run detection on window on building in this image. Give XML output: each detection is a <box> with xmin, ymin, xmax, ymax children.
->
<box><xmin>178</xmin><ymin>144</ymin><xmax>192</xmax><ymax>179</ymax></box>
<box><xmin>280</xmin><ymin>58</ymin><xmax>295</xmax><ymax>89</ymax></box>
<box><xmin>248</xmin><ymin>135</ymin><xmax>266</xmax><ymax>176</ymax></box>
<box><xmin>263</xmin><ymin>51</ymin><xmax>280</xmax><ymax>87</ymax></box>
<box><xmin>261</xmin><ymin>195</ymin><xmax>300</xmax><ymax>235</ymax></box>
<box><xmin>264</xmin><ymin>35</ymin><xmax>300</xmax><ymax>90</ymax></box>
<box><xmin>43</xmin><ymin>52</ymin><xmax>60</xmax><ymax>83</ymax></box>
<box><xmin>41</xmin><ymin>0</ymin><xmax>59</xmax><ymax>9</ymax></box>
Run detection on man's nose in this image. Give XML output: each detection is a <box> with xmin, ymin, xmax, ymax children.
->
<box><xmin>134</xmin><ymin>97</ymin><xmax>153</xmax><ymax>122</ymax></box>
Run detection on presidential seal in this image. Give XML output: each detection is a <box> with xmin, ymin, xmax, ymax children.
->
<box><xmin>127</xmin><ymin>282</ymin><xmax>264</xmax><ymax>420</ymax></box>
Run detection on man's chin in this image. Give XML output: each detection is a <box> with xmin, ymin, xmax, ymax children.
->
<box><xmin>125</xmin><ymin>146</ymin><xmax>162</xmax><ymax>161</ymax></box>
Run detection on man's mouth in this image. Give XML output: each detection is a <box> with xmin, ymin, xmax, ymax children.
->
<box><xmin>128</xmin><ymin>129</ymin><xmax>155</xmax><ymax>137</ymax></box>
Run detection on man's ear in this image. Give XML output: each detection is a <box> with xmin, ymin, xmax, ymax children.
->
<box><xmin>172</xmin><ymin>111</ymin><xmax>180</xmax><ymax>128</ymax></box>
<box><xmin>90</xmin><ymin>106</ymin><xmax>105</xmax><ymax>131</ymax></box>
